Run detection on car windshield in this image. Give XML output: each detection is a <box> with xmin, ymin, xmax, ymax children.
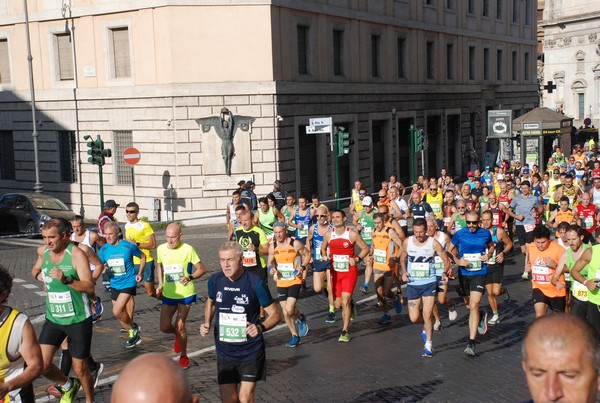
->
<box><xmin>29</xmin><ymin>196</ymin><xmax>70</xmax><ymax>211</ymax></box>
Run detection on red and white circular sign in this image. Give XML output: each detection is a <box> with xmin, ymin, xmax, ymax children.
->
<box><xmin>123</xmin><ymin>147</ymin><xmax>141</xmax><ymax>165</ymax></box>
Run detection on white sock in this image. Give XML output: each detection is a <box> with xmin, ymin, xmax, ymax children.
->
<box><xmin>61</xmin><ymin>378</ymin><xmax>73</xmax><ymax>390</ymax></box>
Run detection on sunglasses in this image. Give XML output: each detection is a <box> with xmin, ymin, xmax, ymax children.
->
<box><xmin>429</xmin><ymin>188</ymin><xmax>436</xmax><ymax>191</ymax></box>
<box><xmin>316</xmin><ymin>215</ymin><xmax>327</xmax><ymax>218</ymax></box>
<box><xmin>466</xmin><ymin>220</ymin><xmax>479</xmax><ymax>225</ymax></box>
<box><xmin>126</xmin><ymin>210</ymin><xmax>137</xmax><ymax>214</ymax></box>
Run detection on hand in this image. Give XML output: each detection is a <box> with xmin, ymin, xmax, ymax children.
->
<box><xmin>585</xmin><ymin>280</ymin><xmax>598</xmax><ymax>291</ymax></box>
<box><xmin>200</xmin><ymin>323</ymin><xmax>210</xmax><ymax>337</ymax></box>
<box><xmin>518</xmin><ymin>215</ymin><xmax>525</xmax><ymax>221</ymax></box>
<box><xmin>401</xmin><ymin>273</ymin><xmax>409</xmax><ymax>283</ymax></box>
<box><xmin>0</xmin><ymin>381</ymin><xmax>9</xmax><ymax>400</ymax></box>
<box><xmin>458</xmin><ymin>258</ymin><xmax>469</xmax><ymax>267</ymax></box>
<box><xmin>556</xmin><ymin>281</ymin><xmax>565</xmax><ymax>291</ymax></box>
<box><xmin>247</xmin><ymin>244</ymin><xmax>256</xmax><ymax>252</ymax></box>
<box><xmin>495</xmin><ymin>252</ymin><xmax>505</xmax><ymax>264</ymax></box>
<box><xmin>181</xmin><ymin>276</ymin><xmax>191</xmax><ymax>286</ymax></box>
<box><xmin>136</xmin><ymin>275</ymin><xmax>142</xmax><ymax>283</ymax></box>
<box><xmin>155</xmin><ymin>286</ymin><xmax>163</xmax><ymax>299</ymax></box>
<box><xmin>49</xmin><ymin>268</ymin><xmax>65</xmax><ymax>282</ymax></box>
<box><xmin>246</xmin><ymin>322</ymin><xmax>261</xmax><ymax>338</ymax></box>
<box><xmin>269</xmin><ymin>267</ymin><xmax>277</xmax><ymax>277</ymax></box>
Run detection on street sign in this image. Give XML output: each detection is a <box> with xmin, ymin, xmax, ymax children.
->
<box><xmin>123</xmin><ymin>147</ymin><xmax>141</xmax><ymax>165</ymax></box>
<box><xmin>487</xmin><ymin>110</ymin><xmax>513</xmax><ymax>139</ymax></box>
<box><xmin>306</xmin><ymin>116</ymin><xmax>332</xmax><ymax>135</ymax></box>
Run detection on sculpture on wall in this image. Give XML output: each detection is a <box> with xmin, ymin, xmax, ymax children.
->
<box><xmin>196</xmin><ymin>107</ymin><xmax>255</xmax><ymax>176</ymax></box>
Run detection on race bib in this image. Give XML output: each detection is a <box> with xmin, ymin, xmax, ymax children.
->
<box><xmin>332</xmin><ymin>254</ymin><xmax>350</xmax><ymax>272</ymax></box>
<box><xmin>433</xmin><ymin>256</ymin><xmax>444</xmax><ymax>277</ymax></box>
<box><xmin>487</xmin><ymin>249</ymin><xmax>497</xmax><ymax>264</ymax></box>
<box><xmin>373</xmin><ymin>249</ymin><xmax>387</xmax><ymax>265</ymax></box>
<box><xmin>443</xmin><ymin>217</ymin><xmax>451</xmax><ymax>226</ymax></box>
<box><xmin>410</xmin><ymin>261</ymin><xmax>430</xmax><ymax>279</ymax></box>
<box><xmin>218</xmin><ymin>313</ymin><xmax>247</xmax><ymax>343</ymax></box>
<box><xmin>277</xmin><ymin>262</ymin><xmax>296</xmax><ymax>280</ymax></box>
<box><xmin>524</xmin><ymin>224</ymin><xmax>535</xmax><ymax>233</ymax></box>
<box><xmin>532</xmin><ymin>265</ymin><xmax>550</xmax><ymax>284</ymax></box>
<box><xmin>242</xmin><ymin>251</ymin><xmax>257</xmax><ymax>267</ymax></box>
<box><xmin>48</xmin><ymin>291</ymin><xmax>75</xmax><ymax>318</ymax></box>
<box><xmin>431</xmin><ymin>204</ymin><xmax>441</xmax><ymax>214</ymax></box>
<box><xmin>108</xmin><ymin>258</ymin><xmax>126</xmax><ymax>276</ymax></box>
<box><xmin>492</xmin><ymin>213</ymin><xmax>500</xmax><ymax>226</ymax></box>
<box><xmin>362</xmin><ymin>226</ymin><xmax>373</xmax><ymax>242</ymax></box>
<box><xmin>572</xmin><ymin>281</ymin><xmax>589</xmax><ymax>301</ymax></box>
<box><xmin>164</xmin><ymin>264</ymin><xmax>183</xmax><ymax>284</ymax></box>
<box><xmin>567</xmin><ymin>196</ymin><xmax>574</xmax><ymax>208</ymax></box>
<box><xmin>464</xmin><ymin>253</ymin><xmax>482</xmax><ymax>271</ymax></box>
<box><xmin>297</xmin><ymin>225</ymin><xmax>309</xmax><ymax>238</ymax></box>
<box><xmin>584</xmin><ymin>217</ymin><xmax>594</xmax><ymax>229</ymax></box>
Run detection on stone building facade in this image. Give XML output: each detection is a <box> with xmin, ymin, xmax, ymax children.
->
<box><xmin>0</xmin><ymin>0</ymin><xmax>538</xmax><ymax>223</ymax></box>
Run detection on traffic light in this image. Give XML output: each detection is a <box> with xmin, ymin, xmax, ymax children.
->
<box><xmin>414</xmin><ymin>129</ymin><xmax>423</xmax><ymax>153</ymax></box>
<box><xmin>336</xmin><ymin>127</ymin><xmax>351</xmax><ymax>157</ymax></box>
<box><xmin>84</xmin><ymin>135</ymin><xmax>111</xmax><ymax>166</ymax></box>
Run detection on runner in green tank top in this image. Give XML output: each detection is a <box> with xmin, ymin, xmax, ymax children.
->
<box><xmin>450</xmin><ymin>200</ymin><xmax>468</xmax><ymax>235</ymax></box>
<box><xmin>255</xmin><ymin>196</ymin><xmax>284</xmax><ymax>240</ymax></box>
<box><xmin>353</xmin><ymin>196</ymin><xmax>377</xmax><ymax>294</ymax></box>
<box><xmin>31</xmin><ymin>219</ymin><xmax>95</xmax><ymax>402</ymax></box>
<box><xmin>570</xmin><ymin>242</ymin><xmax>600</xmax><ymax>336</ymax></box>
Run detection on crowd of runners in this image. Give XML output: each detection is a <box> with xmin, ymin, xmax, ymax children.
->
<box><xmin>4</xmin><ymin>141</ymin><xmax>600</xmax><ymax>402</ymax></box>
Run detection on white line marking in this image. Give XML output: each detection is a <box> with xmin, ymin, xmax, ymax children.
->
<box><xmin>13</xmin><ymin>278</ymin><xmax>26</xmax><ymax>283</ymax></box>
<box><xmin>31</xmin><ymin>315</ymin><xmax>45</xmax><ymax>324</ymax></box>
<box><xmin>35</xmin><ymin>291</ymin><xmax>47</xmax><ymax>297</ymax></box>
<box><xmin>22</xmin><ymin>284</ymin><xmax>38</xmax><ymax>289</ymax></box>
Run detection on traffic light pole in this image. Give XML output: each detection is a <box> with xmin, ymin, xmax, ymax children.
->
<box><xmin>409</xmin><ymin>125</ymin><xmax>415</xmax><ymax>184</ymax></box>
<box><xmin>98</xmin><ymin>164</ymin><xmax>104</xmax><ymax>211</ymax></box>
<box><xmin>333</xmin><ymin>128</ymin><xmax>340</xmax><ymax>210</ymax></box>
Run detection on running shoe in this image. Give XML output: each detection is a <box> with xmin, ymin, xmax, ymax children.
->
<box><xmin>120</xmin><ymin>322</ymin><xmax>140</xmax><ymax>333</ymax></box>
<box><xmin>91</xmin><ymin>297</ymin><xmax>103</xmax><ymax>322</ymax></box>
<box><xmin>350</xmin><ymin>301</ymin><xmax>356</xmax><ymax>321</ymax></box>
<box><xmin>92</xmin><ymin>362</ymin><xmax>104</xmax><ymax>388</ymax></box>
<box><xmin>179</xmin><ymin>355</ymin><xmax>190</xmax><ymax>370</ymax></box>
<box><xmin>286</xmin><ymin>335</ymin><xmax>301</xmax><ymax>347</ymax></box>
<box><xmin>433</xmin><ymin>319</ymin><xmax>442</xmax><ymax>331</ymax></box>
<box><xmin>338</xmin><ymin>330</ymin><xmax>350</xmax><ymax>343</ymax></box>
<box><xmin>522</xmin><ymin>271</ymin><xmax>531</xmax><ymax>280</ymax></box>
<box><xmin>360</xmin><ymin>284</ymin><xmax>368</xmax><ymax>294</ymax></box>
<box><xmin>503</xmin><ymin>286</ymin><xmax>511</xmax><ymax>302</ymax></box>
<box><xmin>47</xmin><ymin>385</ymin><xmax>62</xmax><ymax>399</ymax></box>
<box><xmin>464</xmin><ymin>342</ymin><xmax>476</xmax><ymax>356</ymax></box>
<box><xmin>448</xmin><ymin>305</ymin><xmax>458</xmax><ymax>321</ymax></box>
<box><xmin>478</xmin><ymin>310</ymin><xmax>488</xmax><ymax>335</ymax></box>
<box><xmin>174</xmin><ymin>336</ymin><xmax>181</xmax><ymax>353</ymax></box>
<box><xmin>297</xmin><ymin>314</ymin><xmax>309</xmax><ymax>338</ymax></box>
<box><xmin>421</xmin><ymin>330</ymin><xmax>427</xmax><ymax>344</ymax></box>
<box><xmin>394</xmin><ymin>294</ymin><xmax>403</xmax><ymax>314</ymax></box>
<box><xmin>325</xmin><ymin>311</ymin><xmax>336</xmax><ymax>323</ymax></box>
<box><xmin>422</xmin><ymin>347</ymin><xmax>433</xmax><ymax>358</ymax></box>
<box><xmin>59</xmin><ymin>377</ymin><xmax>80</xmax><ymax>403</ymax></box>
<box><xmin>378</xmin><ymin>313</ymin><xmax>391</xmax><ymax>324</ymax></box>
<box><xmin>125</xmin><ymin>325</ymin><xmax>142</xmax><ymax>349</ymax></box>
<box><xmin>488</xmin><ymin>314</ymin><xmax>500</xmax><ymax>325</ymax></box>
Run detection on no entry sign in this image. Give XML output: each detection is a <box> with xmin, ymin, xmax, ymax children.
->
<box><xmin>123</xmin><ymin>147</ymin><xmax>141</xmax><ymax>165</ymax></box>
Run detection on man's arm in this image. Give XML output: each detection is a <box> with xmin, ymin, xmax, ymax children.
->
<box><xmin>136</xmin><ymin>253</ymin><xmax>147</xmax><ymax>282</ymax></box>
<box><xmin>350</xmin><ymin>230</ymin><xmax>370</xmax><ymax>265</ymax></box>
<box><xmin>181</xmin><ymin>261</ymin><xmax>206</xmax><ymax>287</ymax></box>
<box><xmin>31</xmin><ymin>245</ymin><xmax>45</xmax><ymax>281</ymax></box>
<box><xmin>155</xmin><ymin>262</ymin><xmax>164</xmax><ymax>296</ymax></box>
<box><xmin>320</xmin><ymin>232</ymin><xmax>331</xmax><ymax>260</ymax></box>
<box><xmin>570</xmin><ymin>248</ymin><xmax>595</xmax><ymax>290</ymax></box>
<box><xmin>140</xmin><ymin>233</ymin><xmax>156</xmax><ymax>250</ymax></box>
<box><xmin>551</xmin><ymin>251</ymin><xmax>568</xmax><ymax>287</ymax></box>
<box><xmin>50</xmin><ymin>246</ymin><xmax>94</xmax><ymax>294</ymax></box>
<box><xmin>199</xmin><ymin>297</ymin><xmax>216</xmax><ymax>337</ymax></box>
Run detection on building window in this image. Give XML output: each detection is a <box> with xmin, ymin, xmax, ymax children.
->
<box><xmin>426</xmin><ymin>41</ymin><xmax>435</xmax><ymax>80</ymax></box>
<box><xmin>512</xmin><ymin>0</ymin><xmax>519</xmax><ymax>23</ymax></box>
<box><xmin>297</xmin><ymin>25</ymin><xmax>309</xmax><ymax>75</ymax></box>
<box><xmin>525</xmin><ymin>0</ymin><xmax>531</xmax><ymax>25</ymax></box>
<box><xmin>469</xmin><ymin>46</ymin><xmax>476</xmax><ymax>80</ymax></box>
<box><xmin>496</xmin><ymin>0</ymin><xmax>503</xmax><ymax>19</ymax></box>
<box><xmin>497</xmin><ymin>49</ymin><xmax>503</xmax><ymax>81</ymax></box>
<box><xmin>397</xmin><ymin>37</ymin><xmax>407</xmax><ymax>79</ymax></box>
<box><xmin>483</xmin><ymin>47</ymin><xmax>490</xmax><ymax>81</ymax></box>
<box><xmin>579</xmin><ymin>93</ymin><xmax>585</xmax><ymax>119</ymax></box>
<box><xmin>0</xmin><ymin>131</ymin><xmax>15</xmax><ymax>180</ymax></box>
<box><xmin>446</xmin><ymin>0</ymin><xmax>454</xmax><ymax>10</ymax></box>
<box><xmin>467</xmin><ymin>0</ymin><xmax>475</xmax><ymax>14</ymax></box>
<box><xmin>0</xmin><ymin>39</ymin><xmax>10</xmax><ymax>84</ymax></box>
<box><xmin>371</xmin><ymin>34</ymin><xmax>381</xmax><ymax>78</ymax></box>
<box><xmin>446</xmin><ymin>43</ymin><xmax>454</xmax><ymax>80</ymax></box>
<box><xmin>113</xmin><ymin>130</ymin><xmax>133</xmax><ymax>185</ymax></box>
<box><xmin>54</xmin><ymin>33</ymin><xmax>74</xmax><ymax>81</ymax></box>
<box><xmin>58</xmin><ymin>131</ymin><xmax>77</xmax><ymax>183</ymax></box>
<box><xmin>512</xmin><ymin>50</ymin><xmax>518</xmax><ymax>81</ymax></box>
<box><xmin>576</xmin><ymin>51</ymin><xmax>586</xmax><ymax>73</ymax></box>
<box><xmin>333</xmin><ymin>29</ymin><xmax>344</xmax><ymax>76</ymax></box>
<box><xmin>483</xmin><ymin>0</ymin><xmax>490</xmax><ymax>17</ymax></box>
<box><xmin>109</xmin><ymin>27</ymin><xmax>131</xmax><ymax>78</ymax></box>
<box><xmin>524</xmin><ymin>52</ymin><xmax>530</xmax><ymax>81</ymax></box>
<box><xmin>426</xmin><ymin>0</ymin><xmax>434</xmax><ymax>5</ymax></box>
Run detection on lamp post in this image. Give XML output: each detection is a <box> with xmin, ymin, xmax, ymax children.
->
<box><xmin>23</xmin><ymin>0</ymin><xmax>42</xmax><ymax>193</ymax></box>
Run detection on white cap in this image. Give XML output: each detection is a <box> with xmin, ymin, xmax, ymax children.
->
<box><xmin>361</xmin><ymin>196</ymin><xmax>373</xmax><ymax>206</ymax></box>
<box><xmin>497</xmin><ymin>174</ymin><xmax>505</xmax><ymax>180</ymax></box>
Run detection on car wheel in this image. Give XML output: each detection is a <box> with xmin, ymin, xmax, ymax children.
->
<box><xmin>25</xmin><ymin>221</ymin><xmax>37</xmax><ymax>238</ymax></box>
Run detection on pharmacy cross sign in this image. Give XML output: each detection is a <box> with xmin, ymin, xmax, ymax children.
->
<box><xmin>543</xmin><ymin>81</ymin><xmax>557</xmax><ymax>94</ymax></box>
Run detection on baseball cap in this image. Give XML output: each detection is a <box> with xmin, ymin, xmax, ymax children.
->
<box><xmin>105</xmin><ymin>199</ymin><xmax>119</xmax><ymax>209</ymax></box>
<box><xmin>523</xmin><ymin>168</ymin><xmax>530</xmax><ymax>173</ymax></box>
<box><xmin>485</xmin><ymin>166</ymin><xmax>490</xmax><ymax>170</ymax></box>
<box><xmin>274</xmin><ymin>179</ymin><xmax>282</xmax><ymax>185</ymax></box>
<box><xmin>497</xmin><ymin>174</ymin><xmax>505</xmax><ymax>180</ymax></box>
<box><xmin>361</xmin><ymin>196</ymin><xmax>373</xmax><ymax>206</ymax></box>
<box><xmin>237</xmin><ymin>180</ymin><xmax>245</xmax><ymax>186</ymax></box>
<box><xmin>246</xmin><ymin>181</ymin><xmax>255</xmax><ymax>187</ymax></box>
<box><xmin>467</xmin><ymin>171</ymin><xmax>474</xmax><ymax>177</ymax></box>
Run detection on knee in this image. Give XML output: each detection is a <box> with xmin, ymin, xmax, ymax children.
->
<box><xmin>313</xmin><ymin>283</ymin><xmax>323</xmax><ymax>293</ymax></box>
<box><xmin>159</xmin><ymin>322</ymin><xmax>172</xmax><ymax>333</ymax></box>
<box><xmin>112</xmin><ymin>306</ymin><xmax>121</xmax><ymax>318</ymax></box>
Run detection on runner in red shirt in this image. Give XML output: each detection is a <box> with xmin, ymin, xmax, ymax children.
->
<box><xmin>575</xmin><ymin>192</ymin><xmax>599</xmax><ymax>244</ymax></box>
<box><xmin>321</xmin><ymin>209</ymin><xmax>369</xmax><ymax>342</ymax></box>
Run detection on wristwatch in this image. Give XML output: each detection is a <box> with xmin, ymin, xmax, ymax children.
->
<box><xmin>355</xmin><ymin>256</ymin><xmax>361</xmax><ymax>263</ymax></box>
<box><xmin>257</xmin><ymin>323</ymin><xmax>266</xmax><ymax>334</ymax></box>
<box><xmin>135</xmin><ymin>242</ymin><xmax>140</xmax><ymax>247</ymax></box>
<box><xmin>62</xmin><ymin>276</ymin><xmax>74</xmax><ymax>285</ymax></box>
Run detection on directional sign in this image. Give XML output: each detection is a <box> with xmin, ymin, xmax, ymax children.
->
<box><xmin>123</xmin><ymin>147</ymin><xmax>141</xmax><ymax>165</ymax></box>
<box><xmin>306</xmin><ymin>116</ymin><xmax>332</xmax><ymax>135</ymax></box>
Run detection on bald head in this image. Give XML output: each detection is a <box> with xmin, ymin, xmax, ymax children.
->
<box><xmin>112</xmin><ymin>353</ymin><xmax>199</xmax><ymax>403</ymax></box>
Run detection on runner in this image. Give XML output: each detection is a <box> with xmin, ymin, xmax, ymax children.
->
<box><xmin>441</xmin><ymin>189</ymin><xmax>457</xmax><ymax>234</ymax></box>
<box><xmin>200</xmin><ymin>241</ymin><xmax>281</xmax><ymax>403</ymax></box>
<box><xmin>31</xmin><ymin>219</ymin><xmax>95</xmax><ymax>402</ymax></box>
<box><xmin>255</xmin><ymin>196</ymin><xmax>284</xmax><ymax>243</ymax></box>
<box><xmin>450</xmin><ymin>211</ymin><xmax>495</xmax><ymax>356</ymax></box>
<box><xmin>281</xmin><ymin>194</ymin><xmax>297</xmax><ymax>238</ymax></box>
<box><xmin>389</xmin><ymin>186</ymin><xmax>409</xmax><ymax>235</ymax></box>
<box><xmin>554</xmin><ymin>173</ymin><xmax>582</xmax><ymax>209</ymax></box>
<box><xmin>353</xmin><ymin>196</ymin><xmax>377</xmax><ymax>294</ymax></box>
<box><xmin>408</xmin><ymin>191</ymin><xmax>435</xmax><ymax>220</ymax></box>
<box><xmin>376</xmin><ymin>204</ymin><xmax>406</xmax><ymax>312</ymax></box>
<box><xmin>0</xmin><ymin>264</ymin><xmax>43</xmax><ymax>403</ymax></box>
<box><xmin>569</xmin><ymin>241</ymin><xmax>600</xmax><ymax>336</ymax></box>
<box><xmin>400</xmin><ymin>218</ymin><xmax>451</xmax><ymax>357</ymax></box>
<box><xmin>371</xmin><ymin>213</ymin><xmax>404</xmax><ymax>324</ymax></box>
<box><xmin>267</xmin><ymin>222</ymin><xmax>310</xmax><ymax>347</ymax></box>
<box><xmin>425</xmin><ymin>185</ymin><xmax>443</xmax><ymax>228</ymax></box>
<box><xmin>226</xmin><ymin>190</ymin><xmax>247</xmax><ymax>241</ymax></box>
<box><xmin>98</xmin><ymin>221</ymin><xmax>144</xmax><ymax>348</ymax></box>
<box><xmin>321</xmin><ymin>210</ymin><xmax>370</xmax><ymax>342</ymax></box>
<box><xmin>287</xmin><ymin>195</ymin><xmax>313</xmax><ymax>246</ymax></box>
<box><xmin>156</xmin><ymin>223</ymin><xmax>207</xmax><ymax>369</ymax></box>
<box><xmin>306</xmin><ymin>205</ymin><xmax>335</xmax><ymax>322</ymax></box>
<box><xmin>525</xmin><ymin>225</ymin><xmax>566</xmax><ymax>317</ymax></box>
<box><xmin>480</xmin><ymin>210</ymin><xmax>513</xmax><ymax>324</ymax></box>
<box><xmin>349</xmin><ymin>180</ymin><xmax>365</xmax><ymax>216</ymax></box>
<box><xmin>575</xmin><ymin>192</ymin><xmax>599</xmax><ymax>244</ymax></box>
<box><xmin>548</xmin><ymin>196</ymin><xmax>577</xmax><ymax>230</ymax></box>
<box><xmin>97</xmin><ymin>199</ymin><xmax>119</xmax><ymax>238</ymax></box>
<box><xmin>551</xmin><ymin>225</ymin><xmax>589</xmax><ymax>319</ymax></box>
<box><xmin>449</xmin><ymin>200</ymin><xmax>468</xmax><ymax>235</ymax></box>
<box><xmin>124</xmin><ymin>202</ymin><xmax>157</xmax><ymax>298</ymax></box>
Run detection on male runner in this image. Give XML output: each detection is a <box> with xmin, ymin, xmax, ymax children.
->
<box><xmin>288</xmin><ymin>195</ymin><xmax>314</xmax><ymax>245</ymax></box>
<box><xmin>226</xmin><ymin>190</ymin><xmax>247</xmax><ymax>241</ymax></box>
<box><xmin>321</xmin><ymin>210</ymin><xmax>369</xmax><ymax>342</ymax></box>
<box><xmin>156</xmin><ymin>223</ymin><xmax>206</xmax><ymax>369</ymax></box>
<box><xmin>124</xmin><ymin>202</ymin><xmax>157</xmax><ymax>298</ymax></box>
<box><xmin>354</xmin><ymin>196</ymin><xmax>377</xmax><ymax>294</ymax></box>
<box><xmin>97</xmin><ymin>199</ymin><xmax>119</xmax><ymax>238</ymax></box>
<box><xmin>200</xmin><ymin>242</ymin><xmax>281</xmax><ymax>403</ymax></box>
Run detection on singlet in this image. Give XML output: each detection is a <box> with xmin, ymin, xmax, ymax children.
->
<box><xmin>565</xmin><ymin>245</ymin><xmax>590</xmax><ymax>301</ymax></box>
<box><xmin>0</xmin><ymin>307</ymin><xmax>28</xmax><ymax>402</ymax></box>
<box><xmin>358</xmin><ymin>211</ymin><xmax>376</xmax><ymax>245</ymax></box>
<box><xmin>70</xmin><ymin>230</ymin><xmax>92</xmax><ymax>249</ymax></box>
<box><xmin>329</xmin><ymin>228</ymin><xmax>356</xmax><ymax>272</ymax></box>
<box><xmin>257</xmin><ymin>206</ymin><xmax>277</xmax><ymax>237</ymax></box>
<box><xmin>527</xmin><ymin>241</ymin><xmax>566</xmax><ymax>298</ymax></box>
<box><xmin>576</xmin><ymin>203</ymin><xmax>597</xmax><ymax>233</ymax></box>
<box><xmin>548</xmin><ymin>177</ymin><xmax>561</xmax><ymax>203</ymax></box>
<box><xmin>235</xmin><ymin>227</ymin><xmax>269</xmax><ymax>270</ymax></box>
<box><xmin>41</xmin><ymin>244</ymin><xmax>92</xmax><ymax>325</ymax></box>
<box><xmin>124</xmin><ymin>220</ymin><xmax>155</xmax><ymax>264</ymax></box>
<box><xmin>433</xmin><ymin>231</ymin><xmax>448</xmax><ymax>277</ymax></box>
<box><xmin>562</xmin><ymin>186</ymin><xmax>578</xmax><ymax>208</ymax></box>
<box><xmin>451</xmin><ymin>227</ymin><xmax>492</xmax><ymax>276</ymax></box>
<box><xmin>351</xmin><ymin>189</ymin><xmax>364</xmax><ymax>213</ymax></box>
<box><xmin>488</xmin><ymin>205</ymin><xmax>504</xmax><ymax>227</ymax></box>
<box><xmin>228</xmin><ymin>202</ymin><xmax>237</xmax><ymax>223</ymax></box>
<box><xmin>592</xmin><ymin>188</ymin><xmax>600</xmax><ymax>209</ymax></box>
<box><xmin>273</xmin><ymin>238</ymin><xmax>302</xmax><ymax>287</ymax></box>
<box><xmin>442</xmin><ymin>202</ymin><xmax>454</xmax><ymax>228</ymax></box>
<box><xmin>486</xmin><ymin>226</ymin><xmax>505</xmax><ymax>268</ymax></box>
<box><xmin>294</xmin><ymin>207</ymin><xmax>312</xmax><ymax>239</ymax></box>
<box><xmin>282</xmin><ymin>204</ymin><xmax>297</xmax><ymax>232</ymax></box>
<box><xmin>554</xmin><ymin>209</ymin><xmax>575</xmax><ymax>226</ymax></box>
<box><xmin>425</xmin><ymin>193</ymin><xmax>443</xmax><ymax>218</ymax></box>
<box><xmin>453</xmin><ymin>214</ymin><xmax>467</xmax><ymax>233</ymax></box>
<box><xmin>156</xmin><ymin>242</ymin><xmax>201</xmax><ymax>300</ymax></box>
<box><xmin>406</xmin><ymin>236</ymin><xmax>436</xmax><ymax>285</ymax></box>
<box><xmin>98</xmin><ymin>240</ymin><xmax>142</xmax><ymax>290</ymax></box>
<box><xmin>582</xmin><ymin>245</ymin><xmax>600</xmax><ymax>306</ymax></box>
<box><xmin>312</xmin><ymin>222</ymin><xmax>333</xmax><ymax>270</ymax></box>
<box><xmin>498</xmin><ymin>192</ymin><xmax>511</xmax><ymax>209</ymax></box>
<box><xmin>372</xmin><ymin>227</ymin><xmax>395</xmax><ymax>271</ymax></box>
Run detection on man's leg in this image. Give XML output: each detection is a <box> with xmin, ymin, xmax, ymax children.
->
<box><xmin>534</xmin><ymin>302</ymin><xmax>549</xmax><ymax>318</ymax></box>
<box><xmin>175</xmin><ymin>304</ymin><xmax>192</xmax><ymax>356</ymax></box>
<box><xmin>374</xmin><ymin>273</ymin><xmax>387</xmax><ymax>313</ymax></box>
<box><xmin>280</xmin><ymin>298</ymin><xmax>298</xmax><ymax>337</ymax></box>
<box><xmin>361</xmin><ymin>255</ymin><xmax>373</xmax><ymax>293</ymax></box>
<box><xmin>340</xmin><ymin>292</ymin><xmax>352</xmax><ymax>332</ymax></box>
<box><xmin>219</xmin><ymin>383</ymin><xmax>240</xmax><ymax>403</ymax></box>
<box><xmin>41</xmin><ymin>344</ymin><xmax>68</xmax><ymax>384</ymax></box>
<box><xmin>238</xmin><ymin>381</ymin><xmax>258</xmax><ymax>403</ymax></box>
<box><xmin>468</xmin><ymin>291</ymin><xmax>484</xmax><ymax>340</ymax></box>
<box><xmin>159</xmin><ymin>304</ymin><xmax>178</xmax><ymax>335</ymax></box>
<box><xmin>407</xmin><ymin>296</ymin><xmax>422</xmax><ymax>324</ymax></box>
<box><xmin>112</xmin><ymin>293</ymin><xmax>134</xmax><ymax>330</ymax></box>
<box><xmin>422</xmin><ymin>296</ymin><xmax>435</xmax><ymax>348</ymax></box>
<box><xmin>71</xmin><ymin>357</ymin><xmax>94</xmax><ymax>402</ymax></box>
<box><xmin>313</xmin><ymin>271</ymin><xmax>326</xmax><ymax>294</ymax></box>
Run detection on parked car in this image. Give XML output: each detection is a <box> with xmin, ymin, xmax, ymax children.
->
<box><xmin>0</xmin><ymin>193</ymin><xmax>77</xmax><ymax>234</ymax></box>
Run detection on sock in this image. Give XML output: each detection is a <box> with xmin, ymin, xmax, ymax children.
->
<box><xmin>59</xmin><ymin>349</ymin><xmax>72</xmax><ymax>376</ymax></box>
<box><xmin>363</xmin><ymin>282</ymin><xmax>368</xmax><ymax>287</ymax></box>
<box><xmin>425</xmin><ymin>341</ymin><xmax>432</xmax><ymax>350</ymax></box>
<box><xmin>61</xmin><ymin>378</ymin><xmax>73</xmax><ymax>390</ymax></box>
<box><xmin>493</xmin><ymin>311</ymin><xmax>499</xmax><ymax>316</ymax></box>
<box><xmin>469</xmin><ymin>339</ymin><xmax>476</xmax><ymax>344</ymax></box>
<box><xmin>329</xmin><ymin>304</ymin><xmax>335</xmax><ymax>313</ymax></box>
